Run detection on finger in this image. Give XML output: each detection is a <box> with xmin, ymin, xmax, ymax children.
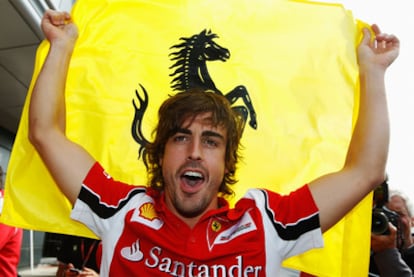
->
<box><xmin>52</xmin><ymin>12</ymin><xmax>71</xmax><ymax>25</ymax></box>
<box><xmin>370</xmin><ymin>24</ymin><xmax>386</xmax><ymax>48</ymax></box>
<box><xmin>67</xmin><ymin>263</ymin><xmax>75</xmax><ymax>268</ymax></box>
<box><xmin>384</xmin><ymin>34</ymin><xmax>400</xmax><ymax>47</ymax></box>
<box><xmin>45</xmin><ymin>9</ymin><xmax>72</xmax><ymax>25</ymax></box>
<box><xmin>388</xmin><ymin>222</ymin><xmax>397</xmax><ymax>237</ymax></box>
<box><xmin>372</xmin><ymin>24</ymin><xmax>399</xmax><ymax>46</ymax></box>
<box><xmin>360</xmin><ymin>27</ymin><xmax>371</xmax><ymax>46</ymax></box>
<box><xmin>371</xmin><ymin>24</ymin><xmax>381</xmax><ymax>36</ymax></box>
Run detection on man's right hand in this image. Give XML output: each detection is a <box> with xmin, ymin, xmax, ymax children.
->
<box><xmin>29</xmin><ymin>9</ymin><xmax>95</xmax><ymax>205</ymax></box>
<box><xmin>41</xmin><ymin>9</ymin><xmax>78</xmax><ymax>45</ymax></box>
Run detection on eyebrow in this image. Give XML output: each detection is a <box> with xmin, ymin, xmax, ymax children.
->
<box><xmin>175</xmin><ymin>128</ymin><xmax>225</xmax><ymax>140</ymax></box>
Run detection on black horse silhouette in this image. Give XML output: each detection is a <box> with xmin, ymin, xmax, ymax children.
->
<box><xmin>132</xmin><ymin>29</ymin><xmax>257</xmax><ymax>160</ymax></box>
<box><xmin>169</xmin><ymin>29</ymin><xmax>257</xmax><ymax>130</ymax></box>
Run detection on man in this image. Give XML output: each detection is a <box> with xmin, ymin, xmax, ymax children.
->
<box><xmin>28</xmin><ymin>9</ymin><xmax>399</xmax><ymax>276</ymax></box>
<box><xmin>388</xmin><ymin>190</ymin><xmax>414</xmax><ymax>251</ymax></box>
<box><xmin>370</xmin><ymin>223</ymin><xmax>412</xmax><ymax>277</ymax></box>
<box><xmin>370</xmin><ymin>189</ymin><xmax>414</xmax><ymax>276</ymax></box>
<box><xmin>391</xmin><ymin>190</ymin><xmax>414</xmax><ymax>272</ymax></box>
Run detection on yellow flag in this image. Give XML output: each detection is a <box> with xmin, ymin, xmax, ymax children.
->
<box><xmin>3</xmin><ymin>0</ymin><xmax>371</xmax><ymax>275</ymax></box>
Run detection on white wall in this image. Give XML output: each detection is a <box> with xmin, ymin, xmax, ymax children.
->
<box><xmin>322</xmin><ymin>1</ymin><xmax>414</xmax><ymax>197</ymax></box>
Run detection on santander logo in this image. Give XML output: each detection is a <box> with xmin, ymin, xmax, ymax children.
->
<box><xmin>120</xmin><ymin>239</ymin><xmax>144</xmax><ymax>261</ymax></box>
<box><xmin>120</xmin><ymin>239</ymin><xmax>263</xmax><ymax>276</ymax></box>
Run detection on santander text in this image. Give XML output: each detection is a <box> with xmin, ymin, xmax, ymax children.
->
<box><xmin>145</xmin><ymin>246</ymin><xmax>263</xmax><ymax>277</ymax></box>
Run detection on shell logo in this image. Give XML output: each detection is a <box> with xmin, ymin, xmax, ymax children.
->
<box><xmin>139</xmin><ymin>202</ymin><xmax>158</xmax><ymax>221</ymax></box>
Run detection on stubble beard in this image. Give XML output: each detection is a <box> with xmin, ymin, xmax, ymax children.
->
<box><xmin>173</xmin><ymin>194</ymin><xmax>210</xmax><ymax>219</ymax></box>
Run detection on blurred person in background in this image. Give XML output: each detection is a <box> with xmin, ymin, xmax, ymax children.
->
<box><xmin>55</xmin><ymin>234</ymin><xmax>100</xmax><ymax>277</ymax></box>
<box><xmin>0</xmin><ymin>166</ymin><xmax>23</xmax><ymax>277</ymax></box>
<box><xmin>370</xmin><ymin>186</ymin><xmax>414</xmax><ymax>276</ymax></box>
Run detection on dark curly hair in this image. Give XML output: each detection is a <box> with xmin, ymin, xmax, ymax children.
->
<box><xmin>143</xmin><ymin>88</ymin><xmax>244</xmax><ymax>197</ymax></box>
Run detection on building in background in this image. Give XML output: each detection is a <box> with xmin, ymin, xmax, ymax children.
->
<box><xmin>0</xmin><ymin>1</ymin><xmax>75</xmax><ymax>274</ymax></box>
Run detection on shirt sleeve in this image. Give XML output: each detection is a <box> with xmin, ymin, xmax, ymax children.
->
<box><xmin>374</xmin><ymin>248</ymin><xmax>412</xmax><ymax>277</ymax></box>
<box><xmin>245</xmin><ymin>185</ymin><xmax>323</xmax><ymax>259</ymax></box>
<box><xmin>70</xmin><ymin>162</ymin><xmax>147</xmax><ymax>237</ymax></box>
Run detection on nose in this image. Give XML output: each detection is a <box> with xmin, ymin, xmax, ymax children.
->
<box><xmin>187</xmin><ymin>139</ymin><xmax>202</xmax><ymax>161</ymax></box>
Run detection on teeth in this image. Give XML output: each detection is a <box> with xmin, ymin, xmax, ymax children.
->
<box><xmin>184</xmin><ymin>171</ymin><xmax>203</xmax><ymax>178</ymax></box>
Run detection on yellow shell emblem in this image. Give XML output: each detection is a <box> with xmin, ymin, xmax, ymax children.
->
<box><xmin>139</xmin><ymin>202</ymin><xmax>158</xmax><ymax>221</ymax></box>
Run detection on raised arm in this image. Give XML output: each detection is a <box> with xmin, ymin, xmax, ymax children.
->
<box><xmin>28</xmin><ymin>10</ymin><xmax>95</xmax><ymax>205</ymax></box>
<box><xmin>309</xmin><ymin>24</ymin><xmax>400</xmax><ymax>232</ymax></box>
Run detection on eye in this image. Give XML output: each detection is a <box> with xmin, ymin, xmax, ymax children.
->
<box><xmin>172</xmin><ymin>134</ymin><xmax>188</xmax><ymax>143</ymax></box>
<box><xmin>202</xmin><ymin>137</ymin><xmax>218</xmax><ymax>147</ymax></box>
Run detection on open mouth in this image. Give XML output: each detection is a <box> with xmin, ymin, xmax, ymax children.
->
<box><xmin>181</xmin><ymin>171</ymin><xmax>205</xmax><ymax>187</ymax></box>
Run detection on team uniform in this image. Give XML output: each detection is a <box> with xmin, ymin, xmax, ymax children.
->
<box><xmin>0</xmin><ymin>190</ymin><xmax>23</xmax><ymax>277</ymax></box>
<box><xmin>71</xmin><ymin>162</ymin><xmax>323</xmax><ymax>276</ymax></box>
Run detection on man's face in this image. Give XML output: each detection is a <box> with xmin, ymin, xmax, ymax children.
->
<box><xmin>161</xmin><ymin>112</ymin><xmax>227</xmax><ymax>224</ymax></box>
<box><xmin>387</xmin><ymin>195</ymin><xmax>413</xmax><ymax>248</ymax></box>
